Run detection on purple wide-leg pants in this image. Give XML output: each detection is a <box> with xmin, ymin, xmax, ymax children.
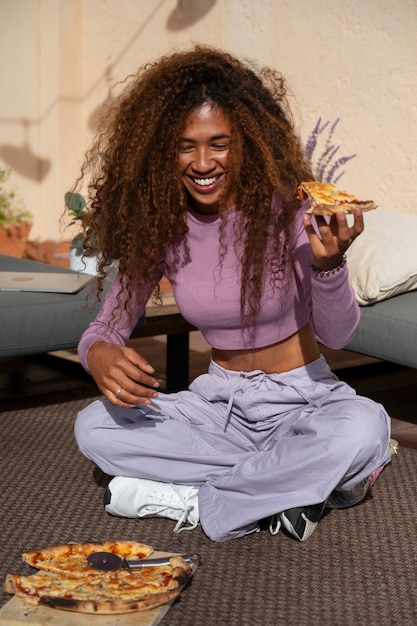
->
<box><xmin>75</xmin><ymin>356</ymin><xmax>391</xmax><ymax>542</ymax></box>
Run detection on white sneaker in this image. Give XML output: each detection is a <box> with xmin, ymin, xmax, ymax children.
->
<box><xmin>104</xmin><ymin>477</ymin><xmax>200</xmax><ymax>533</ymax></box>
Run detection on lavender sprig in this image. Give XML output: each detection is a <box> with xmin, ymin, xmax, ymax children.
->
<box><xmin>304</xmin><ymin>117</ymin><xmax>356</xmax><ymax>183</ymax></box>
<box><xmin>327</xmin><ymin>153</ymin><xmax>357</xmax><ymax>184</ymax></box>
<box><xmin>305</xmin><ymin>117</ymin><xmax>330</xmax><ymax>164</ymax></box>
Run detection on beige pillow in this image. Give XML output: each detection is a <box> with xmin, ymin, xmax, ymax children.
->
<box><xmin>346</xmin><ymin>209</ymin><xmax>417</xmax><ymax>305</ymax></box>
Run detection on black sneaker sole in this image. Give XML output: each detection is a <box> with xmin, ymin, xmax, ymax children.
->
<box><xmin>103</xmin><ymin>486</ymin><xmax>112</xmax><ymax>507</ymax></box>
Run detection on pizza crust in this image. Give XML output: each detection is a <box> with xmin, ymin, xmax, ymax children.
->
<box><xmin>298</xmin><ymin>181</ymin><xmax>377</xmax><ymax>215</ymax></box>
<box><xmin>38</xmin><ymin>589</ymin><xmax>181</xmax><ymax>614</ymax></box>
<box><xmin>305</xmin><ymin>201</ymin><xmax>377</xmax><ymax>216</ymax></box>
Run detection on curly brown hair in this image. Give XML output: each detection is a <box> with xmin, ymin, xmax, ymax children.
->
<box><xmin>74</xmin><ymin>45</ymin><xmax>313</xmax><ymax>325</ymax></box>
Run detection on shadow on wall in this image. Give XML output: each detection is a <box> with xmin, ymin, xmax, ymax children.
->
<box><xmin>0</xmin><ymin>120</ymin><xmax>51</xmax><ymax>183</ymax></box>
<box><xmin>166</xmin><ymin>0</ymin><xmax>217</xmax><ymax>30</ymax></box>
<box><xmin>0</xmin><ymin>143</ymin><xmax>51</xmax><ymax>183</ymax></box>
<box><xmin>0</xmin><ymin>0</ymin><xmax>217</xmax><ymax>182</ymax></box>
<box><xmin>88</xmin><ymin>0</ymin><xmax>218</xmax><ymax>131</ymax></box>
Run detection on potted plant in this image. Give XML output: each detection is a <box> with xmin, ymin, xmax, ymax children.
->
<box><xmin>64</xmin><ymin>191</ymin><xmax>98</xmax><ymax>274</ymax></box>
<box><xmin>0</xmin><ymin>167</ymin><xmax>33</xmax><ymax>258</ymax></box>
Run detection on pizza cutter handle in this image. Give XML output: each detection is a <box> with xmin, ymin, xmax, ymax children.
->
<box><xmin>126</xmin><ymin>553</ymin><xmax>202</xmax><ymax>569</ymax></box>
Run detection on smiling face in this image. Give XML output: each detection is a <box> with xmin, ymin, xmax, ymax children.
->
<box><xmin>179</xmin><ymin>102</ymin><xmax>233</xmax><ymax>215</ymax></box>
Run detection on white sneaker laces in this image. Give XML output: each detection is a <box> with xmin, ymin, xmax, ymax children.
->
<box><xmin>137</xmin><ymin>483</ymin><xmax>199</xmax><ymax>533</ymax></box>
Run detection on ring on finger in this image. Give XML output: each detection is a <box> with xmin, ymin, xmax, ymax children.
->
<box><xmin>115</xmin><ymin>386</ymin><xmax>123</xmax><ymax>398</ymax></box>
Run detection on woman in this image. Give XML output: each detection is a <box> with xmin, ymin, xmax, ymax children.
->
<box><xmin>74</xmin><ymin>45</ymin><xmax>391</xmax><ymax>543</ymax></box>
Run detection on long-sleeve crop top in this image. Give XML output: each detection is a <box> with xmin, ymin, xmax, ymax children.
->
<box><xmin>78</xmin><ymin>200</ymin><xmax>360</xmax><ymax>372</ymax></box>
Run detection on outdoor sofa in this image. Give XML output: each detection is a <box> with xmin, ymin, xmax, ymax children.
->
<box><xmin>1</xmin><ymin>208</ymin><xmax>416</xmax><ymax>373</ymax></box>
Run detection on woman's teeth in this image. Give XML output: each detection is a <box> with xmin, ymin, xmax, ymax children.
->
<box><xmin>194</xmin><ymin>176</ymin><xmax>217</xmax><ymax>187</ymax></box>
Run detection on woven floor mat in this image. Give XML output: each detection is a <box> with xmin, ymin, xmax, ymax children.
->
<box><xmin>1</xmin><ymin>395</ymin><xmax>416</xmax><ymax>625</ymax></box>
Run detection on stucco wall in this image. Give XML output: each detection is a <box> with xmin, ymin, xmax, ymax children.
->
<box><xmin>1</xmin><ymin>0</ymin><xmax>416</xmax><ymax>241</ymax></box>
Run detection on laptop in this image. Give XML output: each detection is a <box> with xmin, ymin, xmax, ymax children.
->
<box><xmin>0</xmin><ymin>270</ymin><xmax>95</xmax><ymax>294</ymax></box>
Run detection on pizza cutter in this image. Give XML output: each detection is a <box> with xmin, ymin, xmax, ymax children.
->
<box><xmin>87</xmin><ymin>551</ymin><xmax>202</xmax><ymax>571</ymax></box>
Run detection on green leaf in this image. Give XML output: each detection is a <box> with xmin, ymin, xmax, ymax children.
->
<box><xmin>64</xmin><ymin>192</ymin><xmax>86</xmax><ymax>217</ymax></box>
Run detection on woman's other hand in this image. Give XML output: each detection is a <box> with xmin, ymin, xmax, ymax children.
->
<box><xmin>87</xmin><ymin>342</ymin><xmax>160</xmax><ymax>406</ymax></box>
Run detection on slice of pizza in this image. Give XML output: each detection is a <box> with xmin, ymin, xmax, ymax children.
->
<box><xmin>4</xmin><ymin>555</ymin><xmax>191</xmax><ymax>614</ymax></box>
<box><xmin>298</xmin><ymin>181</ymin><xmax>377</xmax><ymax>216</ymax></box>
<box><xmin>21</xmin><ymin>540</ymin><xmax>154</xmax><ymax>577</ymax></box>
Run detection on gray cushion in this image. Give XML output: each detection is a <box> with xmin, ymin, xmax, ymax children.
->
<box><xmin>3</xmin><ymin>256</ymin><xmax>416</xmax><ymax>370</ymax></box>
<box><xmin>0</xmin><ymin>255</ymin><xmax>108</xmax><ymax>357</ymax></box>
<box><xmin>346</xmin><ymin>291</ymin><xmax>417</xmax><ymax>369</ymax></box>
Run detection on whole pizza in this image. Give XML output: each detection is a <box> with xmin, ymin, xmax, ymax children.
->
<box><xmin>4</xmin><ymin>541</ymin><xmax>193</xmax><ymax>615</ymax></box>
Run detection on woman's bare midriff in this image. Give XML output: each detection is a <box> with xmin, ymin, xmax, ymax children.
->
<box><xmin>212</xmin><ymin>323</ymin><xmax>321</xmax><ymax>374</ymax></box>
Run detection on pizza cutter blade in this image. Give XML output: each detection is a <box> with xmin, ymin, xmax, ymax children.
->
<box><xmin>87</xmin><ymin>551</ymin><xmax>202</xmax><ymax>571</ymax></box>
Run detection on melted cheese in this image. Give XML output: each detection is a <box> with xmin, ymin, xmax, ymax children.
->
<box><xmin>23</xmin><ymin>541</ymin><xmax>154</xmax><ymax>577</ymax></box>
<box><xmin>13</xmin><ymin>567</ymin><xmax>176</xmax><ymax>602</ymax></box>
<box><xmin>299</xmin><ymin>181</ymin><xmax>357</xmax><ymax>205</ymax></box>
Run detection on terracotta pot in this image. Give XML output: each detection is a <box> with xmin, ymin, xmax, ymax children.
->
<box><xmin>0</xmin><ymin>221</ymin><xmax>32</xmax><ymax>257</ymax></box>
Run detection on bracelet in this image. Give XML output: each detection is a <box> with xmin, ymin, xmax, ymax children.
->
<box><xmin>311</xmin><ymin>255</ymin><xmax>347</xmax><ymax>277</ymax></box>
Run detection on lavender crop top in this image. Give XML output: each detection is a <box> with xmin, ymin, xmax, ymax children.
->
<box><xmin>78</xmin><ymin>201</ymin><xmax>360</xmax><ymax>372</ymax></box>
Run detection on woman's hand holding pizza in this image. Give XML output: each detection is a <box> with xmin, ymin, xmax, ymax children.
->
<box><xmin>87</xmin><ymin>342</ymin><xmax>160</xmax><ymax>407</ymax></box>
<box><xmin>303</xmin><ymin>209</ymin><xmax>364</xmax><ymax>272</ymax></box>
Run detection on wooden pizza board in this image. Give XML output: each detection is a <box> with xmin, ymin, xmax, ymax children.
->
<box><xmin>0</xmin><ymin>552</ymin><xmax>197</xmax><ymax>626</ymax></box>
